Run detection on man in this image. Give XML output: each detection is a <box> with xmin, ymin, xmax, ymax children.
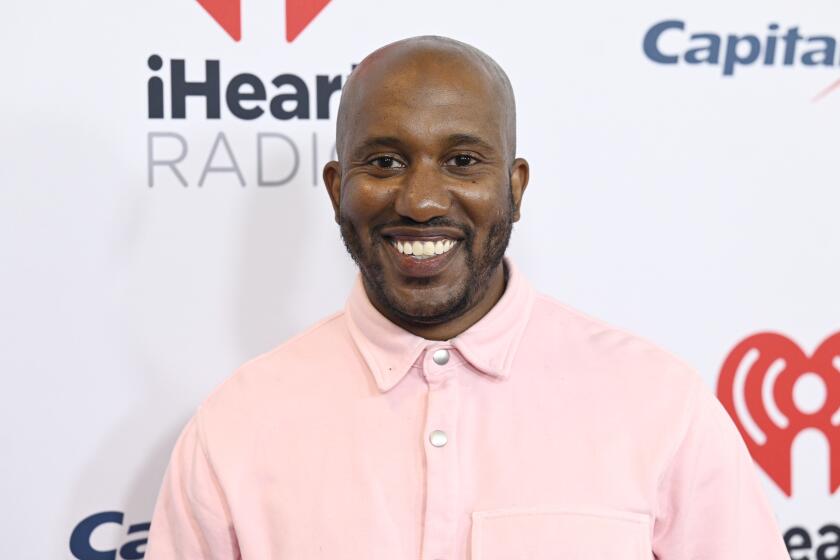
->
<box><xmin>146</xmin><ymin>36</ymin><xmax>789</xmax><ymax>559</ymax></box>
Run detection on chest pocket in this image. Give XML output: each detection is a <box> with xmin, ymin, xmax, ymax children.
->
<box><xmin>470</xmin><ymin>505</ymin><xmax>651</xmax><ymax>560</ymax></box>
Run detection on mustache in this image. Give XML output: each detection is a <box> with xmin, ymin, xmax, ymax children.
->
<box><xmin>371</xmin><ymin>217</ymin><xmax>471</xmax><ymax>240</ymax></box>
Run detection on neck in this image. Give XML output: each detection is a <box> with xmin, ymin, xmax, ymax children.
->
<box><xmin>371</xmin><ymin>262</ymin><xmax>508</xmax><ymax>342</ymax></box>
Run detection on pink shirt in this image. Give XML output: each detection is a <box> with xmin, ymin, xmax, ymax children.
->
<box><xmin>146</xmin><ymin>258</ymin><xmax>788</xmax><ymax>559</ymax></box>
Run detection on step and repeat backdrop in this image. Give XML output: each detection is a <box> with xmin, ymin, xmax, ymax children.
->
<box><xmin>2</xmin><ymin>0</ymin><xmax>838</xmax><ymax>557</ymax></box>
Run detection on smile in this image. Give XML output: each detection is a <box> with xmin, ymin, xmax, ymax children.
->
<box><xmin>389</xmin><ymin>238</ymin><xmax>458</xmax><ymax>259</ymax></box>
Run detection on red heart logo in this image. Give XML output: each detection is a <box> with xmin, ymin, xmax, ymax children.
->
<box><xmin>197</xmin><ymin>0</ymin><xmax>332</xmax><ymax>43</ymax></box>
<box><xmin>717</xmin><ymin>332</ymin><xmax>840</xmax><ymax>497</ymax></box>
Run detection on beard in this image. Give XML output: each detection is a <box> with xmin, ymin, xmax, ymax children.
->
<box><xmin>339</xmin><ymin>193</ymin><xmax>514</xmax><ymax>327</ymax></box>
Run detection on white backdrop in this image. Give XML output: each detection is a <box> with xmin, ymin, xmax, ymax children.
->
<box><xmin>2</xmin><ymin>0</ymin><xmax>838</xmax><ymax>557</ymax></box>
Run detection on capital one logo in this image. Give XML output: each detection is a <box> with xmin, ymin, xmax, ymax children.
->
<box><xmin>717</xmin><ymin>332</ymin><xmax>840</xmax><ymax>496</ymax></box>
<box><xmin>642</xmin><ymin>20</ymin><xmax>840</xmax><ymax>101</ymax></box>
<box><xmin>196</xmin><ymin>0</ymin><xmax>332</xmax><ymax>42</ymax></box>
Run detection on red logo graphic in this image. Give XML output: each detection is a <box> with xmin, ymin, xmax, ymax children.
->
<box><xmin>717</xmin><ymin>332</ymin><xmax>840</xmax><ymax>496</ymax></box>
<box><xmin>196</xmin><ymin>0</ymin><xmax>332</xmax><ymax>42</ymax></box>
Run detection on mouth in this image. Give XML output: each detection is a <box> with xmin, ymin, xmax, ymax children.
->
<box><xmin>381</xmin><ymin>233</ymin><xmax>462</xmax><ymax>278</ymax></box>
<box><xmin>389</xmin><ymin>237</ymin><xmax>459</xmax><ymax>259</ymax></box>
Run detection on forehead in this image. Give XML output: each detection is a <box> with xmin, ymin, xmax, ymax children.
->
<box><xmin>342</xmin><ymin>53</ymin><xmax>508</xmax><ymax>153</ymax></box>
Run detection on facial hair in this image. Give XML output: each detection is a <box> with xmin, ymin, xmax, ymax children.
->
<box><xmin>339</xmin><ymin>192</ymin><xmax>514</xmax><ymax>327</ymax></box>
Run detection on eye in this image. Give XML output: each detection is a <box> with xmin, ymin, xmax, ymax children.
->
<box><xmin>369</xmin><ymin>156</ymin><xmax>406</xmax><ymax>169</ymax></box>
<box><xmin>445</xmin><ymin>154</ymin><xmax>479</xmax><ymax>167</ymax></box>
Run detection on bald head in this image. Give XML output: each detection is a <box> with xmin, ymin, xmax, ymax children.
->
<box><xmin>335</xmin><ymin>35</ymin><xmax>517</xmax><ymax>164</ymax></box>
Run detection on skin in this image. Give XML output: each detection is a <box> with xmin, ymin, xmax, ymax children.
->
<box><xmin>323</xmin><ymin>36</ymin><xmax>529</xmax><ymax>341</ymax></box>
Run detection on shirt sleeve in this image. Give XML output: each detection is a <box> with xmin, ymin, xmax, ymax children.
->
<box><xmin>145</xmin><ymin>411</ymin><xmax>240</xmax><ymax>560</ymax></box>
<box><xmin>652</xmin><ymin>380</ymin><xmax>789</xmax><ymax>559</ymax></box>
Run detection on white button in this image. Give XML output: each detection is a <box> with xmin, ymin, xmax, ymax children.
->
<box><xmin>429</xmin><ymin>429</ymin><xmax>448</xmax><ymax>447</ymax></box>
<box><xmin>432</xmin><ymin>349</ymin><xmax>450</xmax><ymax>365</ymax></box>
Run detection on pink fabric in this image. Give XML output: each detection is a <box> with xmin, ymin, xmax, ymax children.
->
<box><xmin>146</xmin><ymin>258</ymin><xmax>789</xmax><ymax>559</ymax></box>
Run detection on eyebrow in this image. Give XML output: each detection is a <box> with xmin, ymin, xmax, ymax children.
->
<box><xmin>349</xmin><ymin>133</ymin><xmax>498</xmax><ymax>161</ymax></box>
<box><xmin>444</xmin><ymin>133</ymin><xmax>496</xmax><ymax>153</ymax></box>
<box><xmin>350</xmin><ymin>136</ymin><xmax>407</xmax><ymax>160</ymax></box>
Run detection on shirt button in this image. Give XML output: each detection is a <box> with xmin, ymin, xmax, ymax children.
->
<box><xmin>429</xmin><ymin>429</ymin><xmax>448</xmax><ymax>447</ymax></box>
<box><xmin>432</xmin><ymin>348</ymin><xmax>450</xmax><ymax>365</ymax></box>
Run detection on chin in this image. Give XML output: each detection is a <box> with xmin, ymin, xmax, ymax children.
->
<box><xmin>384</xmin><ymin>284</ymin><xmax>469</xmax><ymax>324</ymax></box>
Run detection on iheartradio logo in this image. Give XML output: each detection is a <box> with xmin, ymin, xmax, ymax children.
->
<box><xmin>717</xmin><ymin>332</ymin><xmax>840</xmax><ymax>497</ymax></box>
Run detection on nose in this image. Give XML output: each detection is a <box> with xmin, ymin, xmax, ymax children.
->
<box><xmin>393</xmin><ymin>159</ymin><xmax>452</xmax><ymax>222</ymax></box>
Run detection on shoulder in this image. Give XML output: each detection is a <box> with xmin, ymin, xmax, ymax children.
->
<box><xmin>531</xmin><ymin>292</ymin><xmax>700</xmax><ymax>383</ymax></box>
<box><xmin>527</xmin><ymin>291</ymin><xmax>705</xmax><ymax>441</ymax></box>
<box><xmin>196</xmin><ymin>310</ymin><xmax>351</xmax><ymax>425</ymax></box>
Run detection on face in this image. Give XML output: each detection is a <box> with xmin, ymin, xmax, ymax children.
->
<box><xmin>324</xmin><ymin>53</ymin><xmax>528</xmax><ymax>327</ymax></box>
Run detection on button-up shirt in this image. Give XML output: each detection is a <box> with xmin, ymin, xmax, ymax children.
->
<box><xmin>146</xmin><ymin>258</ymin><xmax>789</xmax><ymax>559</ymax></box>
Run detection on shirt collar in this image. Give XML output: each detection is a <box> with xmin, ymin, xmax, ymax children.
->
<box><xmin>344</xmin><ymin>257</ymin><xmax>536</xmax><ymax>392</ymax></box>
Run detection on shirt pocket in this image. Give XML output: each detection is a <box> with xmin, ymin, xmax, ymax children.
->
<box><xmin>470</xmin><ymin>505</ymin><xmax>651</xmax><ymax>560</ymax></box>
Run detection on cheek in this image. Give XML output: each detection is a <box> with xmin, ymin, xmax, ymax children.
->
<box><xmin>452</xmin><ymin>176</ymin><xmax>511</xmax><ymax>234</ymax></box>
<box><xmin>341</xmin><ymin>179</ymin><xmax>396</xmax><ymax>229</ymax></box>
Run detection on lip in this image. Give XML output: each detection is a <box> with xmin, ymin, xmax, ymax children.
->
<box><xmin>382</xmin><ymin>238</ymin><xmax>461</xmax><ymax>278</ymax></box>
<box><xmin>380</xmin><ymin>226</ymin><xmax>465</xmax><ymax>241</ymax></box>
<box><xmin>378</xmin><ymin>225</ymin><xmax>465</xmax><ymax>278</ymax></box>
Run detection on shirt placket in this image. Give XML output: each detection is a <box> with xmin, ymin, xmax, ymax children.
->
<box><xmin>420</xmin><ymin>344</ymin><xmax>461</xmax><ymax>560</ymax></box>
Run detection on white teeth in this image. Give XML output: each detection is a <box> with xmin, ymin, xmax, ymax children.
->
<box><xmin>391</xmin><ymin>238</ymin><xmax>458</xmax><ymax>258</ymax></box>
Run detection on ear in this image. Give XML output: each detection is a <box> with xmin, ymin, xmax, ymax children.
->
<box><xmin>322</xmin><ymin>161</ymin><xmax>342</xmax><ymax>224</ymax></box>
<box><xmin>509</xmin><ymin>157</ymin><xmax>530</xmax><ymax>222</ymax></box>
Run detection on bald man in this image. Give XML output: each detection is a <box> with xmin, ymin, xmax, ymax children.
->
<box><xmin>145</xmin><ymin>36</ymin><xmax>789</xmax><ymax>559</ymax></box>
